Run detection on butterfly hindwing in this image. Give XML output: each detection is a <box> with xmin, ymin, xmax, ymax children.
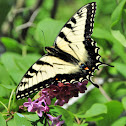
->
<box><xmin>16</xmin><ymin>55</ymin><xmax>80</xmax><ymax>99</ymax></box>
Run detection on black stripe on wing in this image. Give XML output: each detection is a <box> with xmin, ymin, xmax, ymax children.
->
<box><xmin>59</xmin><ymin>32</ymin><xmax>72</xmax><ymax>43</ymax></box>
<box><xmin>24</xmin><ymin>61</ymin><xmax>53</xmax><ymax>78</ymax></box>
<box><xmin>45</xmin><ymin>47</ymin><xmax>79</xmax><ymax>64</ymax></box>
<box><xmin>71</xmin><ymin>17</ymin><xmax>77</xmax><ymax>24</ymax></box>
<box><xmin>36</xmin><ymin>60</ymin><xmax>53</xmax><ymax>67</ymax></box>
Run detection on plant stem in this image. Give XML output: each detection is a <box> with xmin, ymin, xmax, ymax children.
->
<box><xmin>6</xmin><ymin>116</ymin><xmax>13</xmax><ymax>122</ymax></box>
<box><xmin>99</xmin><ymin>85</ymin><xmax>112</xmax><ymax>101</ymax></box>
<box><xmin>22</xmin><ymin>45</ymin><xmax>27</xmax><ymax>56</ymax></box>
<box><xmin>0</xmin><ymin>101</ymin><xmax>8</xmax><ymax>111</ymax></box>
<box><xmin>74</xmin><ymin>115</ymin><xmax>81</xmax><ymax>124</ymax></box>
<box><xmin>8</xmin><ymin>89</ymin><xmax>15</xmax><ymax>111</ymax></box>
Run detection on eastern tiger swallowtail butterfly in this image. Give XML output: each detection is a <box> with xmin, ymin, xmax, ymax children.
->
<box><xmin>16</xmin><ymin>2</ymin><xmax>111</xmax><ymax>100</ymax></box>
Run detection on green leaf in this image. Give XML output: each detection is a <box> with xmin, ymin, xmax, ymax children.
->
<box><xmin>35</xmin><ymin>18</ymin><xmax>64</xmax><ymax>47</ymax></box>
<box><xmin>1</xmin><ymin>52</ymin><xmax>23</xmax><ymax>84</ymax></box>
<box><xmin>0</xmin><ymin>64</ymin><xmax>13</xmax><ymax>85</ymax></box>
<box><xmin>0</xmin><ymin>0</ymin><xmax>13</xmax><ymax>29</ymax></box>
<box><xmin>105</xmin><ymin>81</ymin><xmax>126</xmax><ymax>99</ymax></box>
<box><xmin>7</xmin><ymin>118</ymin><xmax>16</xmax><ymax>126</ymax></box>
<box><xmin>97</xmin><ymin>101</ymin><xmax>123</xmax><ymax>126</ymax></box>
<box><xmin>14</xmin><ymin>113</ymin><xmax>32</xmax><ymax>126</ymax></box>
<box><xmin>111</xmin><ymin>30</ymin><xmax>126</xmax><ymax>47</ymax></box>
<box><xmin>77</xmin><ymin>103</ymin><xmax>107</xmax><ymax>118</ymax></box>
<box><xmin>110</xmin><ymin>0</ymin><xmax>126</xmax><ymax>48</ymax></box>
<box><xmin>0</xmin><ymin>113</ymin><xmax>6</xmax><ymax>126</ymax></box>
<box><xmin>111</xmin><ymin>0</ymin><xmax>126</xmax><ymax>27</ymax></box>
<box><xmin>0</xmin><ymin>84</ymin><xmax>16</xmax><ymax>90</ymax></box>
<box><xmin>122</xmin><ymin>96</ymin><xmax>126</xmax><ymax>110</ymax></box>
<box><xmin>113</xmin><ymin>62</ymin><xmax>126</xmax><ymax>78</ymax></box>
<box><xmin>0</xmin><ymin>63</ymin><xmax>13</xmax><ymax>97</ymax></box>
<box><xmin>92</xmin><ymin>28</ymin><xmax>114</xmax><ymax>43</ymax></box>
<box><xmin>111</xmin><ymin>117</ymin><xmax>126</xmax><ymax>126</ymax></box>
<box><xmin>1</xmin><ymin>52</ymin><xmax>40</xmax><ymax>84</ymax></box>
<box><xmin>0</xmin><ymin>97</ymin><xmax>9</xmax><ymax>108</ymax></box>
<box><xmin>50</xmin><ymin>105</ymin><xmax>74</xmax><ymax>126</ymax></box>
<box><xmin>112</xmin><ymin>42</ymin><xmax>126</xmax><ymax>63</ymax></box>
<box><xmin>0</xmin><ymin>85</ymin><xmax>11</xmax><ymax>98</ymax></box>
<box><xmin>24</xmin><ymin>114</ymin><xmax>39</xmax><ymax>121</ymax></box>
<box><xmin>0</xmin><ymin>37</ymin><xmax>22</xmax><ymax>53</ymax></box>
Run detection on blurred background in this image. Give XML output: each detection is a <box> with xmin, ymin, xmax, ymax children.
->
<box><xmin>0</xmin><ymin>0</ymin><xmax>126</xmax><ymax>126</ymax></box>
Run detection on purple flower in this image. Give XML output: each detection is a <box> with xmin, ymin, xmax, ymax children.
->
<box><xmin>54</xmin><ymin>99</ymin><xmax>66</xmax><ymax>106</ymax></box>
<box><xmin>39</xmin><ymin>90</ymin><xmax>51</xmax><ymax>105</ymax></box>
<box><xmin>23</xmin><ymin>98</ymin><xmax>50</xmax><ymax>117</ymax></box>
<box><xmin>47</xmin><ymin>114</ymin><xmax>64</xmax><ymax>126</ymax></box>
<box><xmin>23</xmin><ymin>98</ymin><xmax>38</xmax><ymax>112</ymax></box>
<box><xmin>36</xmin><ymin>101</ymin><xmax>45</xmax><ymax>117</ymax></box>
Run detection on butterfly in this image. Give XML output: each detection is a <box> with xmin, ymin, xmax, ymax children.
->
<box><xmin>16</xmin><ymin>2</ymin><xmax>111</xmax><ymax>100</ymax></box>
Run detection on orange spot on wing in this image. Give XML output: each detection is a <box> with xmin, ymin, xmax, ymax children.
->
<box><xmin>84</xmin><ymin>67</ymin><xmax>89</xmax><ymax>70</ymax></box>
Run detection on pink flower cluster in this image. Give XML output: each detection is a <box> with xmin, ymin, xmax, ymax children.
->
<box><xmin>23</xmin><ymin>80</ymin><xmax>88</xmax><ymax>125</ymax></box>
<box><xmin>23</xmin><ymin>92</ymin><xmax>64</xmax><ymax>125</ymax></box>
<box><xmin>23</xmin><ymin>98</ymin><xmax>50</xmax><ymax>117</ymax></box>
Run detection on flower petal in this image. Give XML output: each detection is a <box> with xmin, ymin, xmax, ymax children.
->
<box><xmin>56</xmin><ymin>121</ymin><xmax>65</xmax><ymax>126</ymax></box>
<box><xmin>28</xmin><ymin>98</ymin><xmax>32</xmax><ymax>103</ymax></box>
<box><xmin>28</xmin><ymin>105</ymin><xmax>33</xmax><ymax>112</ymax></box>
<box><xmin>39</xmin><ymin>106</ymin><xmax>45</xmax><ymax>111</ymax></box>
<box><xmin>46</xmin><ymin>97</ymin><xmax>51</xmax><ymax>105</ymax></box>
<box><xmin>44</xmin><ymin>106</ymin><xmax>50</xmax><ymax>112</ymax></box>
<box><xmin>37</xmin><ymin>109</ymin><xmax>43</xmax><ymax>117</ymax></box>
<box><xmin>23</xmin><ymin>102</ymin><xmax>31</xmax><ymax>107</ymax></box>
<box><xmin>47</xmin><ymin>114</ymin><xmax>53</xmax><ymax>121</ymax></box>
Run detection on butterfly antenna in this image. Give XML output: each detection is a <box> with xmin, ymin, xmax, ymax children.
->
<box><xmin>41</xmin><ymin>30</ymin><xmax>46</xmax><ymax>49</ymax></box>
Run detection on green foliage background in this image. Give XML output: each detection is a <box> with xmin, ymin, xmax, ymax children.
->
<box><xmin>0</xmin><ymin>0</ymin><xmax>126</xmax><ymax>126</ymax></box>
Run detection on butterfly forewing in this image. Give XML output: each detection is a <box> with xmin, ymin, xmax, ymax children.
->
<box><xmin>54</xmin><ymin>2</ymin><xmax>96</xmax><ymax>62</ymax></box>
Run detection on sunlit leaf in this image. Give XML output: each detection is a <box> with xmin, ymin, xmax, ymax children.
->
<box><xmin>76</xmin><ymin>103</ymin><xmax>107</xmax><ymax>118</ymax></box>
<box><xmin>122</xmin><ymin>96</ymin><xmax>126</xmax><ymax>110</ymax></box>
<box><xmin>92</xmin><ymin>28</ymin><xmax>114</xmax><ymax>43</ymax></box>
<box><xmin>111</xmin><ymin>0</ymin><xmax>126</xmax><ymax>27</ymax></box>
<box><xmin>24</xmin><ymin>114</ymin><xmax>39</xmax><ymax>121</ymax></box>
<box><xmin>111</xmin><ymin>117</ymin><xmax>126</xmax><ymax>126</ymax></box>
<box><xmin>113</xmin><ymin>62</ymin><xmax>126</xmax><ymax>78</ymax></box>
<box><xmin>111</xmin><ymin>30</ymin><xmax>126</xmax><ymax>47</ymax></box>
<box><xmin>14</xmin><ymin>113</ymin><xmax>32</xmax><ymax>126</ymax></box>
<box><xmin>0</xmin><ymin>37</ymin><xmax>22</xmax><ymax>53</ymax></box>
<box><xmin>97</xmin><ymin>101</ymin><xmax>123</xmax><ymax>126</ymax></box>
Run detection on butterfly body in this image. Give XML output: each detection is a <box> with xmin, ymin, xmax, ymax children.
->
<box><xmin>16</xmin><ymin>2</ymin><xmax>104</xmax><ymax>99</ymax></box>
